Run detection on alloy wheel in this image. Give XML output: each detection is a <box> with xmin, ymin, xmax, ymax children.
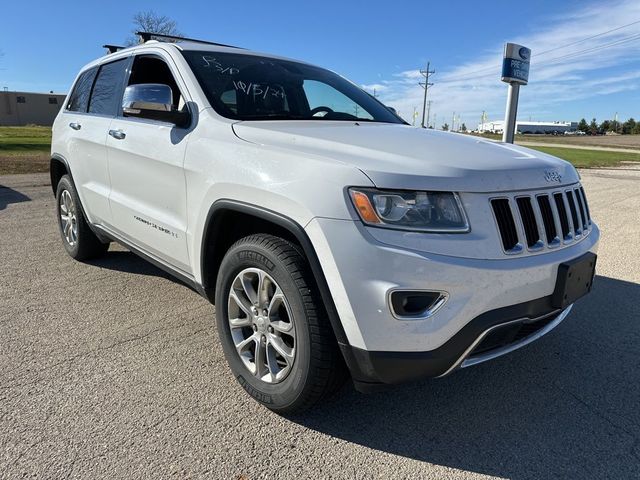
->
<box><xmin>59</xmin><ymin>189</ymin><xmax>78</xmax><ymax>246</ymax></box>
<box><xmin>227</xmin><ymin>268</ymin><xmax>296</xmax><ymax>383</ymax></box>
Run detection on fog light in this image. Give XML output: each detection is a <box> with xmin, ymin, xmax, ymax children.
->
<box><xmin>389</xmin><ymin>290</ymin><xmax>448</xmax><ymax>319</ymax></box>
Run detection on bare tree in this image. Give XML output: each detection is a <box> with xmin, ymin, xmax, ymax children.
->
<box><xmin>125</xmin><ymin>11</ymin><xmax>183</xmax><ymax>46</ymax></box>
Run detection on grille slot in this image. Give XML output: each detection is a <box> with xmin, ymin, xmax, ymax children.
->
<box><xmin>536</xmin><ymin>195</ymin><xmax>557</xmax><ymax>244</ymax></box>
<box><xmin>554</xmin><ymin>193</ymin><xmax>571</xmax><ymax>238</ymax></box>
<box><xmin>491</xmin><ymin>185</ymin><xmax>591</xmax><ymax>255</ymax></box>
<box><xmin>516</xmin><ymin>197</ymin><xmax>540</xmax><ymax>248</ymax></box>
<box><xmin>580</xmin><ymin>187</ymin><xmax>591</xmax><ymax>223</ymax></box>
<box><xmin>574</xmin><ymin>188</ymin><xmax>588</xmax><ymax>229</ymax></box>
<box><xmin>470</xmin><ymin>313</ymin><xmax>560</xmax><ymax>357</ymax></box>
<box><xmin>566</xmin><ymin>190</ymin><xmax>581</xmax><ymax>235</ymax></box>
<box><xmin>491</xmin><ymin>199</ymin><xmax>519</xmax><ymax>251</ymax></box>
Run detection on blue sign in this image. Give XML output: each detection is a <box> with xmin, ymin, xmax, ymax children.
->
<box><xmin>501</xmin><ymin>43</ymin><xmax>530</xmax><ymax>85</ymax></box>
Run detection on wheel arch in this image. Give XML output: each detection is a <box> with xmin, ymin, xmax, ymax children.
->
<box><xmin>200</xmin><ymin>199</ymin><xmax>350</xmax><ymax>347</ymax></box>
<box><xmin>50</xmin><ymin>154</ymin><xmax>71</xmax><ymax>194</ymax></box>
<box><xmin>49</xmin><ymin>154</ymin><xmax>109</xmax><ymax>244</ymax></box>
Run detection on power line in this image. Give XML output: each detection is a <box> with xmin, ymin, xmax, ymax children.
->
<box><xmin>534</xmin><ymin>32</ymin><xmax>640</xmax><ymax>66</ymax></box>
<box><xmin>438</xmin><ymin>31</ymin><xmax>640</xmax><ymax>85</ymax></box>
<box><xmin>534</xmin><ymin>19</ymin><xmax>640</xmax><ymax>56</ymax></box>
<box><xmin>438</xmin><ymin>19</ymin><xmax>640</xmax><ymax>84</ymax></box>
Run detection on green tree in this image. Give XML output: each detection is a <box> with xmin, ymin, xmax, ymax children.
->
<box><xmin>460</xmin><ymin>123</ymin><xmax>467</xmax><ymax>132</ymax></box>
<box><xmin>623</xmin><ymin>118</ymin><xmax>636</xmax><ymax>135</ymax></box>
<box><xmin>610</xmin><ymin>119</ymin><xmax>620</xmax><ymax>134</ymax></box>
<box><xmin>577</xmin><ymin>118</ymin><xmax>589</xmax><ymax>133</ymax></box>
<box><xmin>599</xmin><ymin>120</ymin><xmax>611</xmax><ymax>133</ymax></box>
<box><xmin>125</xmin><ymin>11</ymin><xmax>183</xmax><ymax>46</ymax></box>
<box><xmin>589</xmin><ymin>118</ymin><xmax>598</xmax><ymax>135</ymax></box>
<box><xmin>442</xmin><ymin>123</ymin><xmax>449</xmax><ymax>131</ymax></box>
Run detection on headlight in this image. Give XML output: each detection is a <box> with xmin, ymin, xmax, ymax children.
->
<box><xmin>349</xmin><ymin>188</ymin><xmax>470</xmax><ymax>233</ymax></box>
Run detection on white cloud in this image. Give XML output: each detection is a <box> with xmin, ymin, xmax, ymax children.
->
<box><xmin>361</xmin><ymin>83</ymin><xmax>390</xmax><ymax>93</ymax></box>
<box><xmin>370</xmin><ymin>0</ymin><xmax>640</xmax><ymax>127</ymax></box>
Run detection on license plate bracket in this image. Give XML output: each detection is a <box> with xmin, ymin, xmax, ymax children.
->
<box><xmin>551</xmin><ymin>252</ymin><xmax>597</xmax><ymax>309</ymax></box>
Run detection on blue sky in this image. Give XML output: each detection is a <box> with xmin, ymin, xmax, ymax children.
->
<box><xmin>1</xmin><ymin>0</ymin><xmax>639</xmax><ymax>126</ymax></box>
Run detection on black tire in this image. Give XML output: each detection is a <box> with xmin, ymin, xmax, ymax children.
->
<box><xmin>55</xmin><ymin>175</ymin><xmax>109</xmax><ymax>261</ymax></box>
<box><xmin>215</xmin><ymin>234</ymin><xmax>347</xmax><ymax>413</ymax></box>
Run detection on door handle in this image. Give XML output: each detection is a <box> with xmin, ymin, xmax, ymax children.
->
<box><xmin>108</xmin><ymin>129</ymin><xmax>126</xmax><ymax>140</ymax></box>
<box><xmin>69</xmin><ymin>122</ymin><xmax>81</xmax><ymax>131</ymax></box>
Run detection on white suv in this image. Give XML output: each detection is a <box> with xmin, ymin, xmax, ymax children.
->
<box><xmin>51</xmin><ymin>35</ymin><xmax>599</xmax><ymax>413</ymax></box>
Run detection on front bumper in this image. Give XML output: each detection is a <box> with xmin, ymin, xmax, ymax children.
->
<box><xmin>341</xmin><ymin>301</ymin><xmax>573</xmax><ymax>391</ymax></box>
<box><xmin>305</xmin><ymin>217</ymin><xmax>599</xmax><ymax>387</ymax></box>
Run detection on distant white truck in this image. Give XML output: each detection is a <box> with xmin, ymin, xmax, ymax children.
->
<box><xmin>479</xmin><ymin>120</ymin><xmax>578</xmax><ymax>135</ymax></box>
<box><xmin>50</xmin><ymin>33</ymin><xmax>599</xmax><ymax>413</ymax></box>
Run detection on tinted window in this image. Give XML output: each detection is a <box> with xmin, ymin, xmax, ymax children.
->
<box><xmin>66</xmin><ymin>68</ymin><xmax>97</xmax><ymax>112</ymax></box>
<box><xmin>88</xmin><ymin>58</ymin><xmax>128</xmax><ymax>116</ymax></box>
<box><xmin>303</xmin><ymin>80</ymin><xmax>373</xmax><ymax>120</ymax></box>
<box><xmin>181</xmin><ymin>51</ymin><xmax>402</xmax><ymax>123</ymax></box>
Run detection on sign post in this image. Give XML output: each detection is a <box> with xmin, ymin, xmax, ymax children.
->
<box><xmin>501</xmin><ymin>43</ymin><xmax>530</xmax><ymax>143</ymax></box>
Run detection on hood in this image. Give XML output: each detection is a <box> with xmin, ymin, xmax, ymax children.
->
<box><xmin>232</xmin><ymin>121</ymin><xmax>579</xmax><ymax>192</ymax></box>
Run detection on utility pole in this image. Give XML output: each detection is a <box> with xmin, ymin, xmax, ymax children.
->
<box><xmin>426</xmin><ymin>100</ymin><xmax>432</xmax><ymax>128</ymax></box>
<box><xmin>420</xmin><ymin>62</ymin><xmax>435</xmax><ymax>128</ymax></box>
<box><xmin>412</xmin><ymin>107</ymin><xmax>418</xmax><ymax>126</ymax></box>
<box><xmin>452</xmin><ymin>112</ymin><xmax>456</xmax><ymax>132</ymax></box>
<box><xmin>480</xmin><ymin>111</ymin><xmax>487</xmax><ymax>132</ymax></box>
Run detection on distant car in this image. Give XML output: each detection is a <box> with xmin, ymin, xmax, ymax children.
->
<box><xmin>50</xmin><ymin>33</ymin><xmax>599</xmax><ymax>413</ymax></box>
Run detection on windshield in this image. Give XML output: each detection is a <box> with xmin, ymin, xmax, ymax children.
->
<box><xmin>182</xmin><ymin>50</ymin><xmax>403</xmax><ymax>123</ymax></box>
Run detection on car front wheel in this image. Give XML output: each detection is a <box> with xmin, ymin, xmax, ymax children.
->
<box><xmin>215</xmin><ymin>234</ymin><xmax>347</xmax><ymax>413</ymax></box>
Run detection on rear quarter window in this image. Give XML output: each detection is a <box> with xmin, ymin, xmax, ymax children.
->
<box><xmin>88</xmin><ymin>58</ymin><xmax>129</xmax><ymax>116</ymax></box>
<box><xmin>66</xmin><ymin>67</ymin><xmax>98</xmax><ymax>112</ymax></box>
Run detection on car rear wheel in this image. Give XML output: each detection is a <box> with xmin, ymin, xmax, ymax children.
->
<box><xmin>215</xmin><ymin>234</ymin><xmax>347</xmax><ymax>413</ymax></box>
<box><xmin>55</xmin><ymin>175</ymin><xmax>109</xmax><ymax>261</ymax></box>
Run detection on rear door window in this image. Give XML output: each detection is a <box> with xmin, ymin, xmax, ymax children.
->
<box><xmin>66</xmin><ymin>67</ymin><xmax>97</xmax><ymax>112</ymax></box>
<box><xmin>88</xmin><ymin>58</ymin><xmax>129</xmax><ymax>116</ymax></box>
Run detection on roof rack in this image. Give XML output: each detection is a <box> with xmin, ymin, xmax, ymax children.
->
<box><xmin>103</xmin><ymin>44</ymin><xmax>125</xmax><ymax>54</ymax></box>
<box><xmin>135</xmin><ymin>31</ymin><xmax>244</xmax><ymax>49</ymax></box>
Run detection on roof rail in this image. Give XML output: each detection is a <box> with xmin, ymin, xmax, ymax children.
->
<box><xmin>103</xmin><ymin>44</ymin><xmax>125</xmax><ymax>54</ymax></box>
<box><xmin>135</xmin><ymin>31</ymin><xmax>244</xmax><ymax>49</ymax></box>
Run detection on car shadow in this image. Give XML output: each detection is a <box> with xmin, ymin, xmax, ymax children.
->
<box><xmin>86</xmin><ymin>250</ymin><xmax>197</xmax><ymax>292</ymax></box>
<box><xmin>0</xmin><ymin>185</ymin><xmax>31</xmax><ymax>210</ymax></box>
<box><xmin>88</xmin><ymin>250</ymin><xmax>171</xmax><ymax>278</ymax></box>
<box><xmin>289</xmin><ymin>275</ymin><xmax>640</xmax><ymax>479</ymax></box>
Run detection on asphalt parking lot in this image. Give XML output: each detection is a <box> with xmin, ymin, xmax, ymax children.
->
<box><xmin>1</xmin><ymin>169</ymin><xmax>639</xmax><ymax>479</ymax></box>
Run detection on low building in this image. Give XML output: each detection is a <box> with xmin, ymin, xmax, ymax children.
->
<box><xmin>478</xmin><ymin>120</ymin><xmax>578</xmax><ymax>134</ymax></box>
<box><xmin>1</xmin><ymin>90</ymin><xmax>67</xmax><ymax>126</ymax></box>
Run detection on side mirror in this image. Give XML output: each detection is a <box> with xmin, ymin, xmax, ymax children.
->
<box><xmin>122</xmin><ymin>84</ymin><xmax>190</xmax><ymax>127</ymax></box>
<box><xmin>386</xmin><ymin>105</ymin><xmax>398</xmax><ymax>115</ymax></box>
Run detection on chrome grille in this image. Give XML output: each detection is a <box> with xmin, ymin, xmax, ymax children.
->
<box><xmin>490</xmin><ymin>185</ymin><xmax>592</xmax><ymax>255</ymax></box>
